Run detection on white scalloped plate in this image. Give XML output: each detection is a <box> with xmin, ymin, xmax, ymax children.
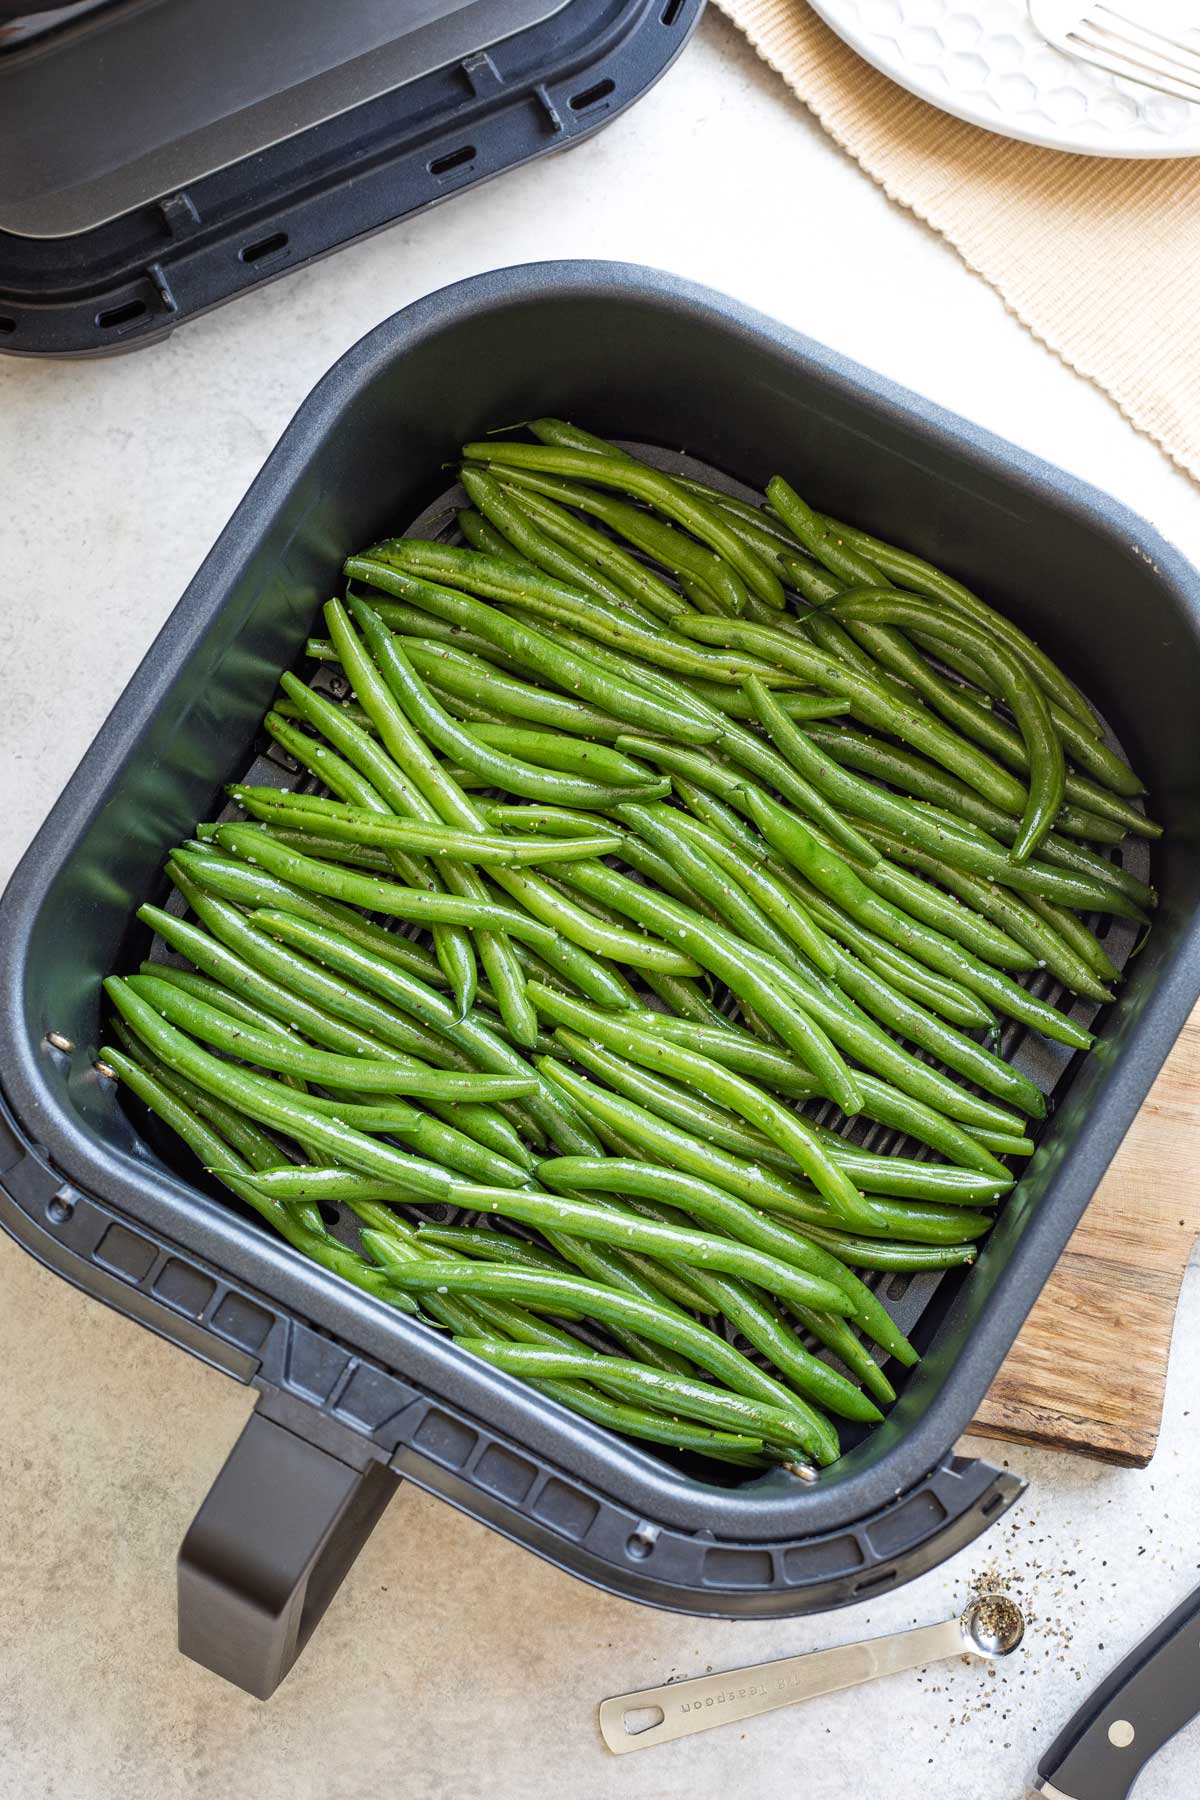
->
<box><xmin>807</xmin><ymin>0</ymin><xmax>1200</xmax><ymax>156</ymax></box>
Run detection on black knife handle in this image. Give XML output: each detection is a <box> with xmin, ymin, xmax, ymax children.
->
<box><xmin>1035</xmin><ymin>1578</ymin><xmax>1200</xmax><ymax>1800</ymax></box>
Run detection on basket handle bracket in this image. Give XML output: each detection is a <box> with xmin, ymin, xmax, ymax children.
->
<box><xmin>177</xmin><ymin>1394</ymin><xmax>400</xmax><ymax>1699</ymax></box>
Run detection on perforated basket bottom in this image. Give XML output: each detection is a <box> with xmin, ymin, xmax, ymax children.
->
<box><xmin>141</xmin><ymin>442</ymin><xmax>1151</xmax><ymax>1482</ymax></box>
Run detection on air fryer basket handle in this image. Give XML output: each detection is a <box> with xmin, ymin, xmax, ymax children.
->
<box><xmin>177</xmin><ymin>1398</ymin><xmax>400</xmax><ymax>1699</ymax></box>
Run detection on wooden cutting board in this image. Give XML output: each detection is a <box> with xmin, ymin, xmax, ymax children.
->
<box><xmin>970</xmin><ymin>1006</ymin><xmax>1200</xmax><ymax>1467</ymax></box>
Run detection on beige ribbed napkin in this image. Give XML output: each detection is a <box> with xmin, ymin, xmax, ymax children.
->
<box><xmin>715</xmin><ymin>0</ymin><xmax>1200</xmax><ymax>483</ymax></box>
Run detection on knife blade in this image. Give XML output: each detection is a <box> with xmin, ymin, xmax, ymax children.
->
<box><xmin>1028</xmin><ymin>1576</ymin><xmax>1200</xmax><ymax>1799</ymax></box>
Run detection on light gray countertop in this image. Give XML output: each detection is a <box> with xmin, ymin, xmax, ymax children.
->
<box><xmin>2</xmin><ymin>14</ymin><xmax>1198</xmax><ymax>1798</ymax></box>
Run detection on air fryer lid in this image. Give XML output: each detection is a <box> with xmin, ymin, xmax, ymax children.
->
<box><xmin>0</xmin><ymin>0</ymin><xmax>570</xmax><ymax>238</ymax></box>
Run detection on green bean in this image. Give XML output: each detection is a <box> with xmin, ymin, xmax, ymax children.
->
<box><xmin>107</xmin><ymin>1060</ymin><xmax>421</xmax><ymax>1309</ymax></box>
<box><xmin>208</xmin><ymin>824</ymin><xmax>652</xmax><ymax>995</ymax></box>
<box><xmin>402</xmin><ymin>640</ymin><xmax>629</xmax><ymax>739</ymax></box>
<box><xmin>796</xmin><ymin>1224</ymin><xmax>976</xmax><ymax>1271</ymax></box>
<box><xmin>677</xmin><ymin>1271</ymin><xmax>882</xmax><ymax>1419</ymax></box>
<box><xmin>673</xmin><ymin>796</ymin><xmax>990</xmax><ymax>1026</ymax></box>
<box><xmin>105</xmin><ymin>979</ymin><xmax>455</xmax><ymax>1197</ymax></box>
<box><xmin>277</xmin><ymin>693</ymin><xmax>380</xmax><ymax>735</ymax></box>
<box><xmin>468</xmin><ymin>441</ymin><xmax>785</xmax><ymax>608</ymax></box>
<box><xmin>816</xmin><ymin>918</ymin><xmax>998</xmax><ymax>1029</ymax></box>
<box><xmin>457</xmin><ymin>1337</ymin><xmax>838</xmax><ymax>1458</ymax></box>
<box><xmin>279</xmin><ymin>662</ymin><xmax>495</xmax><ymax>1028</ymax></box>
<box><xmin>202</xmin><ymin>823</ymin><xmax>404</xmax><ymax>875</ymax></box>
<box><xmin>144</xmin><ymin>893</ymin><xmax>452</xmax><ymax>1068</ymax></box>
<box><xmin>536</xmin><ymin>1151</ymin><xmax>914</xmax><ymax>1363</ymax></box>
<box><xmin>634</xmin><ymin>970</ymin><xmax>723</xmax><ymax>1029</ymax></box>
<box><xmin>784</xmin><ymin>638</ymin><xmax>1153</xmax><ymax>902</ymax></box>
<box><xmin>366</xmin><ymin>1242</ymin><xmax>839</xmax><ymax>1462</ymax></box>
<box><xmin>433</xmin><ymin>1224</ymin><xmax>693</xmax><ymax>1370</ymax></box>
<box><xmin>907</xmin><ymin>623</ymin><xmax>1143</xmax><ymax>799</ymax></box>
<box><xmin>707</xmin><ymin>717</ymin><xmax>878</xmax><ymax>865</ymax></box>
<box><xmin>561</xmin><ymin>858</ymin><xmax>861</xmax><ymax>1111</ymax></box>
<box><xmin>144</xmin><ymin>966</ymin><xmax>529</xmax><ymax>1168</ymax></box>
<box><xmin>545</xmin><ymin>1213</ymin><xmax>717</xmax><ymax>1320</ymax></box>
<box><xmin>235</xmin><ymin>1167</ymin><xmax>412</xmax><ymax>1203</ymax></box>
<box><xmin>493</xmin><ymin>479</ymin><xmax>689</xmax><ymax>621</ymax></box>
<box><xmin>462</xmin><ymin>464</ymin><xmax>679</xmax><ymax>620</ymax></box>
<box><xmin>161</xmin><ymin>873</ymin><xmax>514</xmax><ymax>1122</ymax></box>
<box><xmin>770</xmin><ymin>471</ymin><xmax>1086</xmax><ymax>752</ymax></box>
<box><xmin>456</xmin><ymin>505</ymin><xmax>530</xmax><ymax>564</ymax></box>
<box><xmin>346</xmin><ymin>597</ymin><xmax>536</xmax><ymax>676</ymax></box>
<box><xmin>166</xmin><ymin>843</ymin><xmax>454</xmax><ymax>990</ymax></box>
<box><xmin>477</xmin><ymin>802</ymin><xmax>619</xmax><ymax>838</ymax></box>
<box><xmin>558</xmin><ymin>854</ymin><xmax>1043</xmax><ymax>1122</ymax></box>
<box><xmin>819</xmin><ymin>603</ymin><xmax>1123</xmax><ymax>822</ymax></box>
<box><xmin>594</xmin><ymin>1188</ymin><xmax>883</xmax><ymax>1420</ymax></box>
<box><xmin>802</xmin><ymin>723</ymin><xmax>1147</xmax><ymax>846</ymax></box>
<box><xmin>348</xmin><ymin>601</ymin><xmax>666</xmax><ymax>804</ymax></box>
<box><xmin>528</xmin><ymin>986</ymin><xmax>880</xmax><ymax>1229</ymax></box>
<box><xmin>458</xmin><ymin>1172</ymin><xmax>859</xmax><ymax>1320</ymax></box>
<box><xmin>551</xmin><ymin>1024</ymin><xmax>1005</xmax><ymax>1202</ymax></box>
<box><xmin>574</xmin><ymin>994</ymin><xmax>1015</xmax><ymax>1180</ymax></box>
<box><xmin>500</xmin><ymin>468</ymin><xmax>751</xmax><ymax>618</ymax></box>
<box><xmin>103</xmin><ymin>1042</ymin><xmax>259</xmax><ymax>1177</ymax></box>
<box><xmin>155</xmin><ymin>878</ymin><xmax>538</xmax><ymax>1167</ymax></box>
<box><xmin>405</xmin><ymin>1266</ymin><xmax>761</xmax><ymax>1460</ymax></box>
<box><xmin>742</xmin><ymin>783</ymin><xmax>1091</xmax><ymax>1049</ymax></box>
<box><xmin>832</xmin><ymin>593</ymin><xmax>1065</xmax><ymax>859</ymax></box>
<box><xmin>526</xmin><ymin>418</ymin><xmax>634</xmax><ymax>456</ymax></box>
<box><xmin>366</xmin><ymin>540</ymin><xmax>782</xmax><ymax>685</ymax></box>
<box><xmin>663</xmin><ymin>799</ymin><xmax>837</xmax><ymax>975</ymax></box>
<box><xmin>613</xmin><ymin>799</ymin><xmax>808</xmax><ymax>971</ymax></box>
<box><xmin>345</xmin><ymin>565</ymin><xmax>721</xmax><ymax>740</ymax></box>
<box><xmin>1027</xmin><ymin>895</ymin><xmax>1120</xmax><ymax>984</ymax></box>
<box><xmin>462</xmin><ymin>724</ymin><xmax>657</xmax><ymax>786</ymax></box>
<box><xmin>412</xmin><ymin>1223</ymin><xmax>584</xmax><ymax>1279</ymax></box>
<box><xmin>540</xmin><ymin>1055</ymin><xmax>992</xmax><ymax>1249</ymax></box>
<box><xmin>338</xmin><ymin>604</ymin><xmax>717</xmax><ymax>977</ymax></box>
<box><xmin>608</xmin><ymin>1010</ymin><xmax>809</xmax><ymax>1092</ymax></box>
<box><xmin>262</xmin><ymin>712</ymin><xmax>439</xmax><ymax>893</ymax></box>
<box><xmin>676</xmin><ymin>682</ymin><xmax>852</xmax><ymax>724</ymax></box>
<box><xmin>226</xmin><ymin>787</ymin><xmax>622</xmax><ymax>864</ymax></box>
<box><xmin>734</xmin><ymin>675</ymin><xmax>1143</xmax><ymax>918</ymax></box>
<box><xmin>244</xmin><ymin>906</ymin><xmax>600</xmax><ymax>1155</ymax></box>
<box><xmin>813</xmin><ymin>509</ymin><xmax>1103</xmax><ymax>734</ymax></box>
<box><xmin>564</xmin><ymin>1123</ymin><xmax>899</xmax><ymax>1404</ymax></box>
<box><xmin>606</xmin><ymin>1245</ymin><xmax>720</xmax><ymax>1318</ymax></box>
<box><xmin>555</xmin><ymin>1021</ymin><xmax>800</xmax><ymax>1159</ymax></box>
<box><xmin>137</xmin><ymin>962</ymin><xmax>310</xmax><ymax>1045</ymax></box>
<box><xmin>107</xmin><ymin>1017</ymin><xmax>294</xmax><ymax>1173</ymax></box>
<box><xmin>682</xmin><ymin>612</ymin><xmax>1038</xmax><ymax>814</ymax></box>
<box><xmin>316</xmin><ymin>608</ymin><xmax>561</xmax><ymax>1036</ymax></box>
<box><xmin>844</xmin><ymin>820</ymin><xmax>1113</xmax><ymax>1002</ymax></box>
<box><xmin>618</xmin><ymin>731</ymin><xmax>1045</xmax><ymax>968</ymax></box>
<box><xmin>683</xmin><ymin>802</ymin><xmax>1043</xmax><ymax>1094</ymax></box>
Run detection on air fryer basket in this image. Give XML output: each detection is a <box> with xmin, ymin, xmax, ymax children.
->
<box><xmin>3</xmin><ymin>263</ymin><xmax>1199</xmax><ymax>1701</ymax></box>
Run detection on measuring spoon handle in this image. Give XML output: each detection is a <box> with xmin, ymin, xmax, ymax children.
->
<box><xmin>598</xmin><ymin>1616</ymin><xmax>963</xmax><ymax>1754</ymax></box>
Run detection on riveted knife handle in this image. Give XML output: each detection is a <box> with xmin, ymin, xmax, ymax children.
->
<box><xmin>1033</xmin><ymin>1578</ymin><xmax>1200</xmax><ymax>1800</ymax></box>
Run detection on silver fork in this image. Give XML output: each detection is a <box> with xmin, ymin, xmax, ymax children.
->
<box><xmin>1029</xmin><ymin>2</ymin><xmax>1200</xmax><ymax>102</ymax></box>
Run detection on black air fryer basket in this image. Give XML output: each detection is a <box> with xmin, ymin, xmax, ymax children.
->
<box><xmin>3</xmin><ymin>263</ymin><xmax>1199</xmax><ymax>1701</ymax></box>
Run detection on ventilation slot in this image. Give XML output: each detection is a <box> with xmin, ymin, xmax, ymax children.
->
<box><xmin>661</xmin><ymin>0</ymin><xmax>685</xmax><ymax>22</ymax></box>
<box><xmin>570</xmin><ymin>77</ymin><xmax>615</xmax><ymax>111</ymax></box>
<box><xmin>0</xmin><ymin>316</ymin><xmax>14</xmax><ymax>336</ymax></box>
<box><xmin>429</xmin><ymin>145</ymin><xmax>475</xmax><ymax>177</ymax></box>
<box><xmin>239</xmin><ymin>231</ymin><xmax>288</xmax><ymax>265</ymax></box>
<box><xmin>96</xmin><ymin>300</ymin><xmax>147</xmax><ymax>330</ymax></box>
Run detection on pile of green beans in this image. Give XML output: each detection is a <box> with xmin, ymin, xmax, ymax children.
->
<box><xmin>102</xmin><ymin>418</ymin><xmax>1155</xmax><ymax>1480</ymax></box>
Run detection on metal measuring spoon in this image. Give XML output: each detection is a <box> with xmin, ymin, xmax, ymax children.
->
<box><xmin>598</xmin><ymin>1593</ymin><xmax>1026</xmax><ymax>1755</ymax></box>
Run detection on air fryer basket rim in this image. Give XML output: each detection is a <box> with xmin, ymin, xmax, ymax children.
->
<box><xmin>3</xmin><ymin>260</ymin><xmax>1200</xmax><ymax>1544</ymax></box>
